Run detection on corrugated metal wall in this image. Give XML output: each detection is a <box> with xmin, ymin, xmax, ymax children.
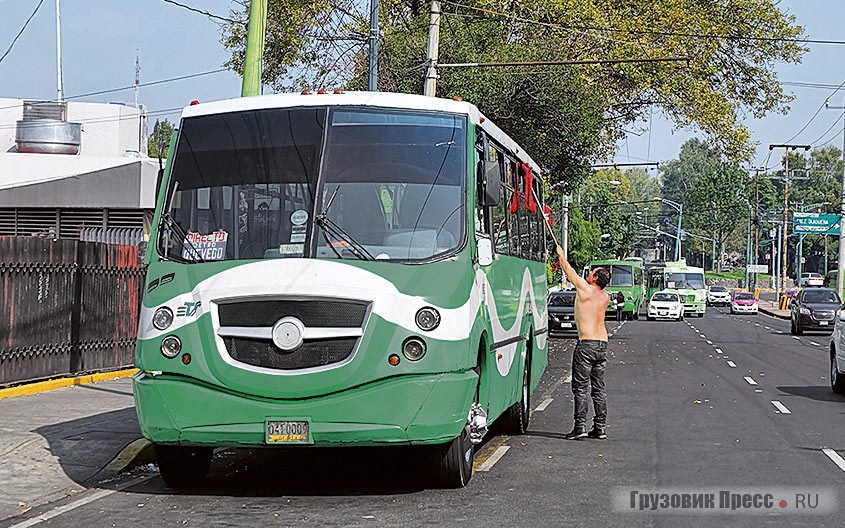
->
<box><xmin>0</xmin><ymin>237</ymin><xmax>146</xmax><ymax>385</ymax></box>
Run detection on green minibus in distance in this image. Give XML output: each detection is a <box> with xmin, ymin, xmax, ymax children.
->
<box><xmin>585</xmin><ymin>258</ymin><xmax>645</xmax><ymax>319</ymax></box>
<box><xmin>647</xmin><ymin>260</ymin><xmax>707</xmax><ymax>317</ymax></box>
<box><xmin>134</xmin><ymin>92</ymin><xmax>549</xmax><ymax>488</ymax></box>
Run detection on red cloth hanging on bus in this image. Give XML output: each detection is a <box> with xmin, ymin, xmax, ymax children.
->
<box><xmin>509</xmin><ymin>164</ymin><xmax>521</xmax><ymax>214</ymax></box>
<box><xmin>522</xmin><ymin>162</ymin><xmax>537</xmax><ymax>213</ymax></box>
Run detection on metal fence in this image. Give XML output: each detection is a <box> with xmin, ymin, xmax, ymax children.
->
<box><xmin>0</xmin><ymin>237</ymin><xmax>146</xmax><ymax>386</ymax></box>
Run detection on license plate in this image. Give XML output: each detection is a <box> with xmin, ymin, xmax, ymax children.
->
<box><xmin>820</xmin><ymin>321</ymin><xmax>829</xmax><ymax>326</ymax></box>
<box><xmin>561</xmin><ymin>322</ymin><xmax>572</xmax><ymax>328</ymax></box>
<box><xmin>266</xmin><ymin>419</ymin><xmax>312</xmax><ymax>444</ymax></box>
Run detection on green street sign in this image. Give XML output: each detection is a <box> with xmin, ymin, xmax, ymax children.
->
<box><xmin>793</xmin><ymin>212</ymin><xmax>841</xmax><ymax>235</ymax></box>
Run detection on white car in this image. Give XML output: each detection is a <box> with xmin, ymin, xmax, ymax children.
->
<box><xmin>800</xmin><ymin>272</ymin><xmax>824</xmax><ymax>287</ymax></box>
<box><xmin>829</xmin><ymin>309</ymin><xmax>845</xmax><ymax>393</ymax></box>
<box><xmin>707</xmin><ymin>285</ymin><xmax>732</xmax><ymax>306</ymax></box>
<box><xmin>647</xmin><ymin>290</ymin><xmax>684</xmax><ymax>321</ymax></box>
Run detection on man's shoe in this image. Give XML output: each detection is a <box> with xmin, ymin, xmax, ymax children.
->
<box><xmin>564</xmin><ymin>427</ymin><xmax>588</xmax><ymax>440</ymax></box>
<box><xmin>587</xmin><ymin>427</ymin><xmax>607</xmax><ymax>440</ymax></box>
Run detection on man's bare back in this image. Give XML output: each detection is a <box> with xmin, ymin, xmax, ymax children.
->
<box><xmin>556</xmin><ymin>246</ymin><xmax>609</xmax><ymax>342</ymax></box>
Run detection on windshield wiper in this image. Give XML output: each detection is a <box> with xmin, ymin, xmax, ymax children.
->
<box><xmin>161</xmin><ymin>212</ymin><xmax>206</xmax><ymax>263</ymax></box>
<box><xmin>314</xmin><ymin>186</ymin><xmax>375</xmax><ymax>261</ymax></box>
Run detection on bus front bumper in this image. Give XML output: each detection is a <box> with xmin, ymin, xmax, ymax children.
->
<box><xmin>133</xmin><ymin>370</ymin><xmax>476</xmax><ymax>447</ymax></box>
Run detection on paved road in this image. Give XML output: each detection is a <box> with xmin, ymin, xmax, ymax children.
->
<box><xmin>5</xmin><ymin>310</ymin><xmax>845</xmax><ymax>527</ymax></box>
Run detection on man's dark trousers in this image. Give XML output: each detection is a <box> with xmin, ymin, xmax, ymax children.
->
<box><xmin>571</xmin><ymin>339</ymin><xmax>608</xmax><ymax>429</ymax></box>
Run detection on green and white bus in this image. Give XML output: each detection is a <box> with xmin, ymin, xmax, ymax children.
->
<box><xmin>134</xmin><ymin>92</ymin><xmax>549</xmax><ymax>488</ymax></box>
<box><xmin>585</xmin><ymin>259</ymin><xmax>645</xmax><ymax>319</ymax></box>
<box><xmin>646</xmin><ymin>260</ymin><xmax>707</xmax><ymax>317</ymax></box>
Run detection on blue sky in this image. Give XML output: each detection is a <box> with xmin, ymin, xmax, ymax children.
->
<box><xmin>0</xmin><ymin>0</ymin><xmax>842</xmax><ymax>169</ymax></box>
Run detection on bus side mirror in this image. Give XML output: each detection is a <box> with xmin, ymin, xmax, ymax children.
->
<box><xmin>479</xmin><ymin>160</ymin><xmax>501</xmax><ymax>207</ymax></box>
<box><xmin>478</xmin><ymin>238</ymin><xmax>493</xmax><ymax>266</ymax></box>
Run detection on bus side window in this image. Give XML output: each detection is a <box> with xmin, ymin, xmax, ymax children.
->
<box><xmin>474</xmin><ymin>146</ymin><xmax>488</xmax><ymax>235</ymax></box>
<box><xmin>507</xmin><ymin>160</ymin><xmax>521</xmax><ymax>257</ymax></box>
<box><xmin>491</xmin><ymin>160</ymin><xmax>509</xmax><ymax>255</ymax></box>
<box><xmin>531</xmin><ymin>174</ymin><xmax>543</xmax><ymax>261</ymax></box>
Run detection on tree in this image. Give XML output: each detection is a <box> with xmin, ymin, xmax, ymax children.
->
<box><xmin>148</xmin><ymin>119</ymin><xmax>175</xmax><ymax>159</ymax></box>
<box><xmin>660</xmin><ymin>139</ymin><xmax>751</xmax><ymax>270</ymax></box>
<box><xmin>222</xmin><ymin>0</ymin><xmax>806</xmax><ymax>168</ymax></box>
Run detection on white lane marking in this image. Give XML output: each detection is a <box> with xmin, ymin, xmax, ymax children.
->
<box><xmin>776</xmin><ymin>330</ymin><xmax>784</xmax><ymax>334</ymax></box>
<box><xmin>755</xmin><ymin>323</ymin><xmax>760</xmax><ymax>327</ymax></box>
<box><xmin>822</xmin><ymin>448</ymin><xmax>845</xmax><ymax>473</ymax></box>
<box><xmin>715</xmin><ymin>348</ymin><xmax>723</xmax><ymax>354</ymax></box>
<box><xmin>8</xmin><ymin>475</ymin><xmax>154</xmax><ymax>528</ymax></box>
<box><xmin>477</xmin><ymin>445</ymin><xmax>511</xmax><ymax>472</ymax></box>
<box><xmin>706</xmin><ymin>340</ymin><xmax>713</xmax><ymax>345</ymax></box>
<box><xmin>811</xmin><ymin>342</ymin><xmax>821</xmax><ymax>347</ymax></box>
<box><xmin>563</xmin><ymin>374</ymin><xmax>572</xmax><ymax>383</ymax></box>
<box><xmin>534</xmin><ymin>398</ymin><xmax>554</xmax><ymax>412</ymax></box>
<box><xmin>771</xmin><ymin>400</ymin><xmax>792</xmax><ymax>414</ymax></box>
<box><xmin>764</xmin><ymin>326</ymin><xmax>771</xmax><ymax>330</ymax></box>
<box><xmin>792</xmin><ymin>336</ymin><xmax>801</xmax><ymax>340</ymax></box>
<box><xmin>727</xmin><ymin>361</ymin><xmax>737</xmax><ymax>368</ymax></box>
<box><xmin>699</xmin><ymin>334</ymin><xmax>706</xmax><ymax>339</ymax></box>
<box><xmin>744</xmin><ymin>376</ymin><xmax>758</xmax><ymax>386</ymax></box>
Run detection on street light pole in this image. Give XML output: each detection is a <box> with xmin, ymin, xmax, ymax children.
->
<box><xmin>676</xmin><ymin>202</ymin><xmax>683</xmax><ymax>261</ymax></box>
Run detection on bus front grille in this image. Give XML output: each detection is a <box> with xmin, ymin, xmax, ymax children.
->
<box><xmin>224</xmin><ymin>336</ymin><xmax>358</xmax><ymax>370</ymax></box>
<box><xmin>218</xmin><ymin>299</ymin><xmax>368</xmax><ymax>328</ymax></box>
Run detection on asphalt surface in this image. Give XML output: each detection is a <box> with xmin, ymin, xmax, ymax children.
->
<box><xmin>5</xmin><ymin>310</ymin><xmax>845</xmax><ymax>527</ymax></box>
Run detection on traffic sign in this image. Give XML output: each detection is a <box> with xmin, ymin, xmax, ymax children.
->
<box><xmin>746</xmin><ymin>264</ymin><xmax>768</xmax><ymax>273</ymax></box>
<box><xmin>793</xmin><ymin>212</ymin><xmax>841</xmax><ymax>235</ymax></box>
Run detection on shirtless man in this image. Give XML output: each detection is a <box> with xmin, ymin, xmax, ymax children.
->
<box><xmin>556</xmin><ymin>244</ymin><xmax>611</xmax><ymax>440</ymax></box>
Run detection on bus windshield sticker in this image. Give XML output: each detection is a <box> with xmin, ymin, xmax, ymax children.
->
<box><xmin>182</xmin><ymin>231</ymin><xmax>228</xmax><ymax>261</ymax></box>
<box><xmin>290</xmin><ymin>224</ymin><xmax>307</xmax><ymax>243</ymax></box>
<box><xmin>291</xmin><ymin>209</ymin><xmax>309</xmax><ymax>226</ymax></box>
<box><xmin>667</xmin><ymin>281</ymin><xmax>675</xmax><ymax>288</ymax></box>
<box><xmin>279</xmin><ymin>243</ymin><xmax>305</xmax><ymax>255</ymax></box>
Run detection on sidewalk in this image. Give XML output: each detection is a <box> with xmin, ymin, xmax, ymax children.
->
<box><xmin>0</xmin><ymin>377</ymin><xmax>150</xmax><ymax>522</ymax></box>
<box><xmin>758</xmin><ymin>299</ymin><xmax>790</xmax><ymax>319</ymax></box>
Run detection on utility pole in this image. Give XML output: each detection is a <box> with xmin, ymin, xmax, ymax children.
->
<box><xmin>423</xmin><ymin>1</ymin><xmax>441</xmax><ymax>96</ymax></box>
<box><xmin>55</xmin><ymin>0</ymin><xmax>63</xmax><ymax>101</ymax></box>
<box><xmin>241</xmin><ymin>0</ymin><xmax>267</xmax><ymax>97</ymax></box>
<box><xmin>368</xmin><ymin>0</ymin><xmax>379</xmax><ymax>91</ymax></box>
<box><xmin>768</xmin><ymin>144</ymin><xmax>811</xmax><ymax>295</ymax></box>
<box><xmin>825</xmin><ymin>99</ymin><xmax>845</xmax><ymax>296</ymax></box>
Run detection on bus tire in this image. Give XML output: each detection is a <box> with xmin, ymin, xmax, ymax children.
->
<box><xmin>497</xmin><ymin>344</ymin><xmax>531</xmax><ymax>435</ymax></box>
<box><xmin>155</xmin><ymin>444</ymin><xmax>213</xmax><ymax>488</ymax></box>
<box><xmin>435</xmin><ymin>423</ymin><xmax>474</xmax><ymax>488</ymax></box>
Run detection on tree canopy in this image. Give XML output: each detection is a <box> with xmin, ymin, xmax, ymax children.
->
<box><xmin>222</xmin><ymin>0</ymin><xmax>806</xmax><ymax>180</ymax></box>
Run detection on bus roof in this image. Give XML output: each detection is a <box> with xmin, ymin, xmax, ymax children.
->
<box><xmin>663</xmin><ymin>262</ymin><xmax>705</xmax><ymax>273</ymax></box>
<box><xmin>587</xmin><ymin>259</ymin><xmax>642</xmax><ymax>268</ymax></box>
<box><xmin>179</xmin><ymin>91</ymin><xmax>541</xmax><ymax>173</ymax></box>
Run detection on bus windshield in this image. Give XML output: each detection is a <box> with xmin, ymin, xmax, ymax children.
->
<box><xmin>159</xmin><ymin>107</ymin><xmax>466</xmax><ymax>263</ymax></box>
<box><xmin>609</xmin><ymin>265</ymin><xmax>633</xmax><ymax>287</ymax></box>
<box><xmin>666</xmin><ymin>272</ymin><xmax>705</xmax><ymax>289</ymax></box>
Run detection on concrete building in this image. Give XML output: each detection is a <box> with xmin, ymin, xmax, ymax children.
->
<box><xmin>0</xmin><ymin>98</ymin><xmax>160</xmax><ymax>243</ymax></box>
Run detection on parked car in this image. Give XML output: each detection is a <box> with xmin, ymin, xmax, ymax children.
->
<box><xmin>799</xmin><ymin>272</ymin><xmax>824</xmax><ymax>287</ymax></box>
<box><xmin>791</xmin><ymin>287</ymin><xmax>842</xmax><ymax>335</ymax></box>
<box><xmin>706</xmin><ymin>285</ymin><xmax>731</xmax><ymax>306</ymax></box>
<box><xmin>548</xmin><ymin>290</ymin><xmax>577</xmax><ymax>337</ymax></box>
<box><xmin>828</xmin><ymin>307</ymin><xmax>845</xmax><ymax>393</ymax></box>
<box><xmin>647</xmin><ymin>290</ymin><xmax>684</xmax><ymax>321</ymax></box>
<box><xmin>730</xmin><ymin>291</ymin><xmax>758</xmax><ymax>314</ymax></box>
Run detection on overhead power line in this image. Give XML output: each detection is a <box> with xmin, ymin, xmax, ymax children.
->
<box><xmin>0</xmin><ymin>0</ymin><xmax>46</xmax><ymax>67</ymax></box>
<box><xmin>443</xmin><ymin>1</ymin><xmax>844</xmax><ymax>46</ymax></box>
<box><xmin>161</xmin><ymin>0</ymin><xmax>243</xmax><ymax>25</ymax></box>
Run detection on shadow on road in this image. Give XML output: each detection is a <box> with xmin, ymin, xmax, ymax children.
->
<box><xmin>32</xmin><ymin>407</ymin><xmax>141</xmax><ymax>485</ymax></box>
<box><xmin>776</xmin><ymin>386</ymin><xmax>845</xmax><ymax>403</ymax></box>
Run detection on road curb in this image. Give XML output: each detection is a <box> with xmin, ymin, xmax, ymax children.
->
<box><xmin>0</xmin><ymin>368</ymin><xmax>139</xmax><ymax>401</ymax></box>
<box><xmin>104</xmin><ymin>438</ymin><xmax>156</xmax><ymax>473</ymax></box>
<box><xmin>759</xmin><ymin>306</ymin><xmax>790</xmax><ymax>320</ymax></box>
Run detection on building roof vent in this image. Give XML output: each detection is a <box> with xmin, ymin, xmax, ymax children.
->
<box><xmin>15</xmin><ymin>100</ymin><xmax>82</xmax><ymax>155</ymax></box>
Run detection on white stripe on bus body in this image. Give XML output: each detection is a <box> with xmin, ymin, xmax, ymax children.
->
<box><xmin>138</xmin><ymin>259</ymin><xmax>546</xmax><ymax>378</ymax></box>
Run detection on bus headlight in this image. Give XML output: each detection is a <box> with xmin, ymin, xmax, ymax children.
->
<box><xmin>415</xmin><ymin>307</ymin><xmax>441</xmax><ymax>331</ymax></box>
<box><xmin>152</xmin><ymin>307</ymin><xmax>174</xmax><ymax>331</ymax></box>
<box><xmin>160</xmin><ymin>335</ymin><xmax>182</xmax><ymax>358</ymax></box>
<box><xmin>402</xmin><ymin>337</ymin><xmax>427</xmax><ymax>361</ymax></box>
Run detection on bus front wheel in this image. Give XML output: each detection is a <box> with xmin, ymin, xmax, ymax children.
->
<box><xmin>435</xmin><ymin>423</ymin><xmax>474</xmax><ymax>488</ymax></box>
<box><xmin>155</xmin><ymin>444</ymin><xmax>213</xmax><ymax>488</ymax></box>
